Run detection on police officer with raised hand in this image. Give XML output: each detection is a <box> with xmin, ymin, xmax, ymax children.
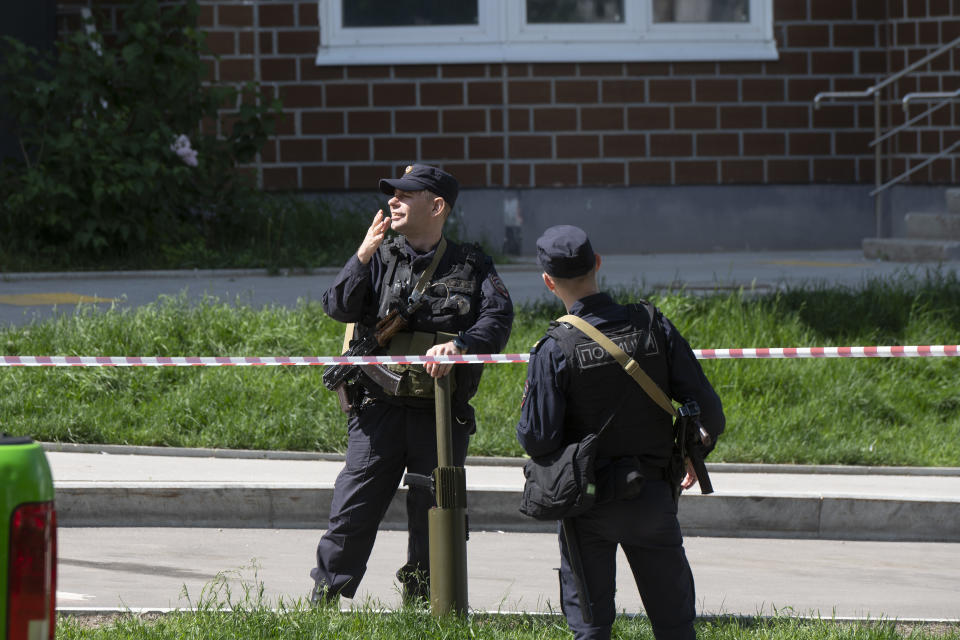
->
<box><xmin>516</xmin><ymin>225</ymin><xmax>724</xmax><ymax>640</ymax></box>
<box><xmin>311</xmin><ymin>164</ymin><xmax>514</xmax><ymax>605</ymax></box>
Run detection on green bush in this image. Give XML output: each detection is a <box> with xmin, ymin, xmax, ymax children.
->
<box><xmin>0</xmin><ymin>0</ymin><xmax>281</xmax><ymax>270</ymax></box>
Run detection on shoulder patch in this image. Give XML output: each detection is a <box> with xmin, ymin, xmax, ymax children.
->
<box><xmin>488</xmin><ymin>272</ymin><xmax>510</xmax><ymax>299</ymax></box>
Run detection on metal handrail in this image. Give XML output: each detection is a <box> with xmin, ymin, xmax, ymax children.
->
<box><xmin>902</xmin><ymin>89</ymin><xmax>960</xmax><ymax>110</ymax></box>
<box><xmin>811</xmin><ymin>34</ymin><xmax>960</xmax><ymax>238</ymax></box>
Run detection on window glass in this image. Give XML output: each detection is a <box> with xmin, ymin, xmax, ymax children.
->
<box><xmin>343</xmin><ymin>0</ymin><xmax>479</xmax><ymax>28</ymax></box>
<box><xmin>652</xmin><ymin>0</ymin><xmax>749</xmax><ymax>23</ymax></box>
<box><xmin>526</xmin><ymin>0</ymin><xmax>625</xmax><ymax>24</ymax></box>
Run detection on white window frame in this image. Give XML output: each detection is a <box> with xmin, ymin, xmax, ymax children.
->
<box><xmin>315</xmin><ymin>0</ymin><xmax>776</xmax><ymax>66</ymax></box>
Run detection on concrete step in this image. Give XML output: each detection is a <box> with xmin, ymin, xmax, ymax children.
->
<box><xmin>863</xmin><ymin>237</ymin><xmax>960</xmax><ymax>262</ymax></box>
<box><xmin>946</xmin><ymin>187</ymin><xmax>960</xmax><ymax>213</ymax></box>
<box><xmin>905</xmin><ymin>212</ymin><xmax>960</xmax><ymax>239</ymax></box>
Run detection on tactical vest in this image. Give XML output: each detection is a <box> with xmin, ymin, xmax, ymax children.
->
<box><xmin>548</xmin><ymin>302</ymin><xmax>675</xmax><ymax>465</ymax></box>
<box><xmin>360</xmin><ymin>236</ymin><xmax>484</xmax><ymax>399</ymax></box>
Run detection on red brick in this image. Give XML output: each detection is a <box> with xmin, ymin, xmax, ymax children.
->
<box><xmin>604</xmin><ymin>134</ymin><xmax>646</xmax><ymax>158</ymax></box>
<box><xmin>582</xmin><ymin>162</ymin><xmax>626</xmax><ymax>186</ymax></box>
<box><xmin>302</xmin><ymin>111</ymin><xmax>345</xmax><ymax>135</ymax></box>
<box><xmin>218</xmin><ymin>4</ymin><xmax>253</xmax><ymax>26</ymax></box>
<box><xmin>345</xmin><ymin>66</ymin><xmax>392</xmax><ymax>79</ymax></box>
<box><xmin>555</xmin><ymin>135</ymin><xmax>600</xmax><ymax>158</ymax></box>
<box><xmin>394</xmin><ymin>65</ymin><xmax>440</xmax><ymax>78</ymax></box>
<box><xmin>602</xmin><ymin>79</ymin><xmax>646</xmax><ymax>103</ymax></box>
<box><xmin>624</xmin><ymin>62</ymin><xmax>670</xmax><ymax>76</ymax></box>
<box><xmin>812</xmin><ymin>51</ymin><xmax>854</xmax><ymax>75</ymax></box>
<box><xmin>650</xmin><ymin>133</ymin><xmax>693</xmax><ymax>157</ymax></box>
<box><xmin>372</xmin><ymin>83</ymin><xmax>416</xmax><ymax>107</ymax></box>
<box><xmin>280</xmin><ymin>138</ymin><xmax>322</xmax><ymax>162</ymax></box>
<box><xmin>348</xmin><ymin>111</ymin><xmax>391</xmax><ymax>134</ymax></box>
<box><xmin>919</xmin><ymin>21</ymin><xmax>940</xmax><ymax>45</ymax></box>
<box><xmin>396</xmin><ymin>110</ymin><xmax>439</xmax><ymax>133</ymax></box>
<box><xmin>273</xmin><ymin>111</ymin><xmax>296</xmax><ymax>135</ymax></box>
<box><xmin>810</xmin><ymin>0</ymin><xmax>853</xmax><ymax>19</ymax></box>
<box><xmin>695</xmin><ymin>79</ymin><xmax>738</xmax><ymax>102</ymax></box>
<box><xmin>627</xmin><ymin>106</ymin><xmax>670</xmax><ymax>130</ymax></box>
<box><xmin>722</xmin><ymin>160</ymin><xmax>765</xmax><ymax>183</ymax></box>
<box><xmin>325</xmin><ymin>84</ymin><xmax>369</xmax><ymax>107</ymax></box>
<box><xmin>742</xmin><ymin>78</ymin><xmax>784</xmax><ymax>102</ymax></box>
<box><xmin>673</xmin><ymin>62</ymin><xmax>718</xmax><ymax>76</ymax></box>
<box><xmin>489</xmin><ymin>163</ymin><xmax>505</xmax><ymax>186</ymax></box>
<box><xmin>768</xmin><ymin>159</ymin><xmax>810</xmax><ymax>182</ymax></box>
<box><xmin>675</xmin><ymin>161</ymin><xmax>717</xmax><ymax>184</ymax></box>
<box><xmin>834</xmin><ymin>23</ymin><xmax>878</xmax><ymax>47</ymax></box>
<box><xmin>197</xmin><ymin>5</ymin><xmax>214</xmax><ymax>27</ymax></box>
<box><xmin>719</xmin><ymin>106</ymin><xmax>764</xmax><ymax>129</ymax></box>
<box><xmin>259</xmin><ymin>31</ymin><xmax>275</xmax><ymax>55</ymax></box>
<box><xmin>219</xmin><ymin>58</ymin><xmax>254</xmax><ymax>82</ymax></box>
<box><xmin>509</xmin><ymin>81</ymin><xmax>551</xmax><ymax>103</ymax></box>
<box><xmin>788</xmin><ymin>78</ymin><xmax>827</xmax><ymax>102</ymax></box>
<box><xmin>508</xmin><ymin>108</ymin><xmax>531</xmax><ymax>132</ymax></box>
<box><xmin>204</xmin><ymin>31</ymin><xmax>235</xmax><ymax>55</ymax></box>
<box><xmin>301</xmin><ymin>59</ymin><xmax>343</xmax><ymax>81</ymax></box>
<box><xmin>302</xmin><ymin>165</ymin><xmax>345</xmax><ymax>189</ymax></box>
<box><xmin>506</xmin><ymin>64</ymin><xmax>530</xmax><ymax>77</ymax></box>
<box><xmin>767</xmin><ymin>105</ymin><xmax>810</xmax><ymax>128</ymax></box>
<box><xmin>373</xmin><ymin>137</ymin><xmax>417</xmax><ymax>161</ymax></box>
<box><xmin>787</xmin><ymin>24</ymin><xmax>831</xmax><ymax>47</ymax></box>
<box><xmin>421</xmin><ymin>137</ymin><xmax>465</xmax><ymax>159</ymax></box>
<box><xmin>468</xmin><ymin>136</ymin><xmax>504</xmax><ymax>159</ymax></box>
<box><xmin>582</xmin><ymin>107</ymin><xmax>624</xmax><ymax>131</ymax></box>
<box><xmin>674</xmin><ymin>106</ymin><xmax>717</xmax><ymax>129</ymax></box>
<box><xmin>259</xmin><ymin>139</ymin><xmax>277</xmax><ymax>163</ymax></box>
<box><xmin>895</xmin><ymin>22</ymin><xmax>916</xmax><ymax>45</ymax></box>
<box><xmin>696</xmin><ymin>133</ymin><xmax>739</xmax><ymax>156</ymax></box>
<box><xmin>774</xmin><ymin>0</ymin><xmax>807</xmax><ymax>20</ymax></box>
<box><xmin>277</xmin><ymin>30</ymin><xmax>318</xmax><ymax>54</ymax></box>
<box><xmin>744</xmin><ymin>133</ymin><xmax>786</xmax><ymax>156</ymax></box>
<box><xmin>260</xmin><ymin>57</ymin><xmax>297</xmax><ymax>82</ymax></box>
<box><xmin>349</xmin><ymin>164</ymin><xmax>394</xmax><ymax>190</ymax></box>
<box><xmin>263</xmin><ymin>167</ymin><xmax>298</xmax><ymax>190</ymax></box>
<box><xmin>790</xmin><ymin>132</ymin><xmax>831</xmax><ymax>155</ymax></box>
<box><xmin>260</xmin><ymin>4</ymin><xmax>294</xmax><ymax>27</ymax></box>
<box><xmin>327</xmin><ymin>138</ymin><xmax>369</xmax><ymax>162</ymax></box>
<box><xmin>532</xmin><ymin>63</ymin><xmax>577</xmax><ymax>76</ymax></box>
<box><xmin>628</xmin><ymin>161</ymin><xmax>671</xmax><ymax>185</ymax></box>
<box><xmin>856</xmin><ymin>0</ymin><xmax>885</xmax><ymax>19</ymax></box>
<box><xmin>813</xmin><ymin>158</ymin><xmax>857</xmax><ymax>182</ymax></box>
<box><xmin>858</xmin><ymin>50</ymin><xmax>887</xmax><ymax>74</ymax></box>
<box><xmin>929</xmin><ymin>0</ymin><xmax>951</xmax><ymax>15</ymax></box>
<box><xmin>468</xmin><ymin>81</ymin><xmax>503</xmax><ymax>105</ymax></box>
<box><xmin>509</xmin><ymin>136</ymin><xmax>552</xmax><ymax>158</ymax></box>
<box><xmin>421</xmin><ymin>83</ymin><xmax>464</xmax><ymax>106</ymax></box>
<box><xmin>715</xmin><ymin>61</ymin><xmax>763</xmax><ymax>75</ymax></box>
<box><xmin>649</xmin><ymin>79</ymin><xmax>692</xmax><ymax>103</ymax></box>
<box><xmin>556</xmin><ymin>80</ymin><xmax>598</xmax><ymax>103</ymax></box>
<box><xmin>534</xmin><ymin>108</ymin><xmax>577</xmax><ymax>131</ymax></box>
<box><xmin>764</xmin><ymin>51</ymin><xmax>809</xmax><ymax>75</ymax></box>
<box><xmin>507</xmin><ymin>164</ymin><xmax>532</xmax><ymax>187</ymax></box>
<box><xmin>812</xmin><ymin>105</ymin><xmax>855</xmax><ymax>129</ymax></box>
<box><xmin>578</xmin><ymin>63</ymin><xmax>624</xmax><ymax>76</ymax></box>
<box><xmin>201</xmin><ymin>58</ymin><xmax>216</xmax><ymax>81</ymax></box>
<box><xmin>280</xmin><ymin>84</ymin><xmax>323</xmax><ymax>108</ymax></box>
<box><xmin>534</xmin><ymin>164</ymin><xmax>578</xmax><ymax>187</ymax></box>
<box><xmin>441</xmin><ymin>64</ymin><xmax>489</xmax><ymax>78</ymax></box>
<box><xmin>300</xmin><ymin>2</ymin><xmax>318</xmax><ymax>26</ymax></box>
<box><xmin>442</xmin><ymin>109</ymin><xmax>487</xmax><ymax>133</ymax></box>
<box><xmin>444</xmin><ymin>163</ymin><xmax>488</xmax><ymax>187</ymax></box>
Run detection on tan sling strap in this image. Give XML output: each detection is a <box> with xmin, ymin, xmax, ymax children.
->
<box><xmin>558</xmin><ymin>314</ymin><xmax>677</xmax><ymax>418</ymax></box>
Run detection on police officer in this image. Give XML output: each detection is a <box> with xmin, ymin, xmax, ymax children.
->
<box><xmin>516</xmin><ymin>225</ymin><xmax>724</xmax><ymax>640</ymax></box>
<box><xmin>312</xmin><ymin>164</ymin><xmax>514</xmax><ymax>604</ymax></box>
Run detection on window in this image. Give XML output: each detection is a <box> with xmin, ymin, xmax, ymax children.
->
<box><xmin>315</xmin><ymin>0</ymin><xmax>775</xmax><ymax>65</ymax></box>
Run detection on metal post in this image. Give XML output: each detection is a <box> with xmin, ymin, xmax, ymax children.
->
<box><xmin>428</xmin><ymin>375</ymin><xmax>468</xmax><ymax>616</ymax></box>
<box><xmin>874</xmin><ymin>91</ymin><xmax>883</xmax><ymax>238</ymax></box>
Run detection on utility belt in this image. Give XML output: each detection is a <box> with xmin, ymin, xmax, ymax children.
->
<box><xmin>595</xmin><ymin>456</ymin><xmax>667</xmax><ymax>504</ymax></box>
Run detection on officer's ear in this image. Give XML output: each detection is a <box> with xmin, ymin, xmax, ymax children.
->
<box><xmin>542</xmin><ymin>272</ymin><xmax>557</xmax><ymax>293</ymax></box>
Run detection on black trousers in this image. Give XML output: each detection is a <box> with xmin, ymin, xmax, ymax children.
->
<box><xmin>558</xmin><ymin>479</ymin><xmax>697</xmax><ymax>640</ymax></box>
<box><xmin>311</xmin><ymin>400</ymin><xmax>470</xmax><ymax>598</ymax></box>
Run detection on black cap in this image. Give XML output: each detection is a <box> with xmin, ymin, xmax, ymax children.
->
<box><xmin>536</xmin><ymin>225</ymin><xmax>596</xmax><ymax>278</ymax></box>
<box><xmin>379</xmin><ymin>164</ymin><xmax>459</xmax><ymax>208</ymax></box>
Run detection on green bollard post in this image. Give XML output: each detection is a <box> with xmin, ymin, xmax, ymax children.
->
<box><xmin>428</xmin><ymin>374</ymin><xmax>469</xmax><ymax>616</ymax></box>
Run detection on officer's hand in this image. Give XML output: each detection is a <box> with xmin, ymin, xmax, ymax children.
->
<box><xmin>424</xmin><ymin>341</ymin><xmax>463</xmax><ymax>379</ymax></box>
<box><xmin>680</xmin><ymin>457</ymin><xmax>698</xmax><ymax>490</ymax></box>
<box><xmin>357</xmin><ymin>210</ymin><xmax>391</xmax><ymax>264</ymax></box>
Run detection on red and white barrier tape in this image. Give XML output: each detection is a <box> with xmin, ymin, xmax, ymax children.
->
<box><xmin>0</xmin><ymin>346</ymin><xmax>958</xmax><ymax>367</ymax></box>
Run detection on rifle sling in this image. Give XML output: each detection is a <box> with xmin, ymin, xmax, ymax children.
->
<box><xmin>557</xmin><ymin>314</ymin><xmax>677</xmax><ymax>418</ymax></box>
<box><xmin>408</xmin><ymin>236</ymin><xmax>447</xmax><ymax>304</ymax></box>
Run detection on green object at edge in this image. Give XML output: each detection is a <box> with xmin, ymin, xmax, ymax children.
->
<box><xmin>0</xmin><ymin>436</ymin><xmax>56</xmax><ymax>637</ymax></box>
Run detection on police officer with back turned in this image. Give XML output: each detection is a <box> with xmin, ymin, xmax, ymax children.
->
<box><xmin>311</xmin><ymin>164</ymin><xmax>514</xmax><ymax>604</ymax></box>
<box><xmin>516</xmin><ymin>225</ymin><xmax>724</xmax><ymax>640</ymax></box>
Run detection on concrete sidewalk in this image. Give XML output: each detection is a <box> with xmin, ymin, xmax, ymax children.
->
<box><xmin>45</xmin><ymin>443</ymin><xmax>960</xmax><ymax>543</ymax></box>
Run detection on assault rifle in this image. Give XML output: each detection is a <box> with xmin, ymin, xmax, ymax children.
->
<box><xmin>676</xmin><ymin>401</ymin><xmax>714</xmax><ymax>495</ymax></box>
<box><xmin>322</xmin><ymin>303</ymin><xmax>419</xmax><ymax>412</ymax></box>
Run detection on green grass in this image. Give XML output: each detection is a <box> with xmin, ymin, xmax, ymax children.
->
<box><xmin>54</xmin><ymin>574</ymin><xmax>960</xmax><ymax>639</ymax></box>
<box><xmin>3</xmin><ymin>272</ymin><xmax>960</xmax><ymax>466</ymax></box>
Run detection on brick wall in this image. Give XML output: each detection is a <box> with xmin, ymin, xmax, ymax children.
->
<box><xmin>57</xmin><ymin>0</ymin><xmax>960</xmax><ymax>193</ymax></box>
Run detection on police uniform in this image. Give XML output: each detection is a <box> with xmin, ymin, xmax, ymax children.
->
<box><xmin>311</xmin><ymin>165</ymin><xmax>514</xmax><ymax>602</ymax></box>
<box><xmin>516</xmin><ymin>226</ymin><xmax>724</xmax><ymax>640</ymax></box>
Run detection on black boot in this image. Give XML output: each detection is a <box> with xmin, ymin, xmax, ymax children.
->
<box><xmin>396</xmin><ymin>562</ymin><xmax>430</xmax><ymax>606</ymax></box>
